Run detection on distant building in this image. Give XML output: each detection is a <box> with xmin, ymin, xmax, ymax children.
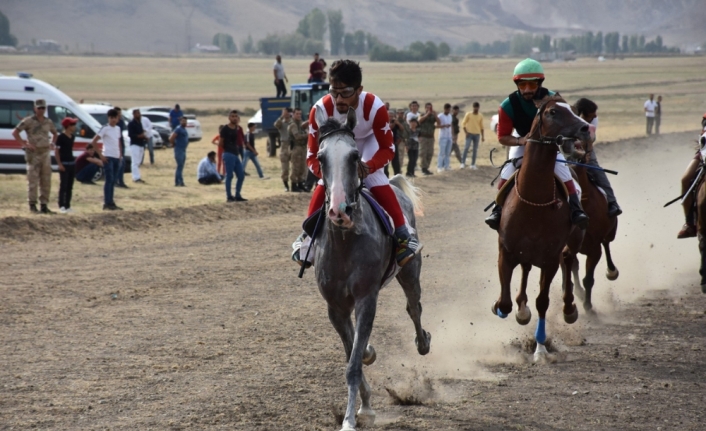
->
<box><xmin>0</xmin><ymin>46</ymin><xmax>17</xmax><ymax>53</ymax></box>
<box><xmin>191</xmin><ymin>43</ymin><xmax>221</xmax><ymax>53</ymax></box>
<box><xmin>24</xmin><ymin>40</ymin><xmax>62</xmax><ymax>53</ymax></box>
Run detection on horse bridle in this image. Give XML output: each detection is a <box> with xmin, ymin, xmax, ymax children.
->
<box><xmin>525</xmin><ymin>102</ymin><xmax>574</xmax><ymax>149</ymax></box>
<box><xmin>318</xmin><ymin>128</ymin><xmax>364</xmax><ymax>212</ymax></box>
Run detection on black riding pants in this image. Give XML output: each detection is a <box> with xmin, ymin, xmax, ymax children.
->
<box><xmin>586</xmin><ymin>151</ymin><xmax>617</xmax><ymax>204</ymax></box>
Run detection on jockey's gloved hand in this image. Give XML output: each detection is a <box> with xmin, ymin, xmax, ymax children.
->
<box><xmin>357</xmin><ymin>161</ymin><xmax>370</xmax><ymax>179</ymax></box>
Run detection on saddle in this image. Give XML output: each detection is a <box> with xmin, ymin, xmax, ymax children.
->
<box><xmin>495</xmin><ymin>170</ymin><xmax>570</xmax><ymax>207</ymax></box>
<box><xmin>301</xmin><ymin>188</ymin><xmax>399</xmax><ymax>287</ymax></box>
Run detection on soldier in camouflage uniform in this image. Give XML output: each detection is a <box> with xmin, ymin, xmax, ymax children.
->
<box><xmin>417</xmin><ymin>102</ymin><xmax>439</xmax><ymax>175</ymax></box>
<box><xmin>12</xmin><ymin>99</ymin><xmax>58</xmax><ymax>214</ymax></box>
<box><xmin>287</xmin><ymin>108</ymin><xmax>309</xmax><ymax>192</ymax></box>
<box><xmin>274</xmin><ymin>108</ymin><xmax>293</xmax><ymax>192</ymax></box>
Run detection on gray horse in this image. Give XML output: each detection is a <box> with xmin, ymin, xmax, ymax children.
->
<box><xmin>312</xmin><ymin>107</ymin><xmax>431</xmax><ymax>431</ymax></box>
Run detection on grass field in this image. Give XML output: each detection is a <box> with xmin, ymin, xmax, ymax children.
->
<box><xmin>1</xmin><ymin>55</ymin><xmax>705</xmax><ymax>218</ymax></box>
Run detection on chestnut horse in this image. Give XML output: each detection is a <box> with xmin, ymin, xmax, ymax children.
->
<box><xmin>563</xmin><ymin>153</ymin><xmax>619</xmax><ymax>311</ymax></box>
<box><xmin>492</xmin><ymin>97</ymin><xmax>591</xmax><ymax>361</ymax></box>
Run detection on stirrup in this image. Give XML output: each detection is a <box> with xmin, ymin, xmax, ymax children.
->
<box><xmin>572</xmin><ymin>212</ymin><xmax>589</xmax><ymax>230</ymax></box>
<box><xmin>485</xmin><ymin>206</ymin><xmax>501</xmax><ymax>231</ymax></box>
<box><xmin>291</xmin><ymin>233</ymin><xmax>312</xmax><ymax>268</ymax></box>
<box><xmin>396</xmin><ymin>237</ymin><xmax>423</xmax><ymax>267</ymax></box>
<box><xmin>608</xmin><ymin>202</ymin><xmax>622</xmax><ymax>217</ymax></box>
<box><xmin>677</xmin><ymin>223</ymin><xmax>697</xmax><ymax>239</ymax></box>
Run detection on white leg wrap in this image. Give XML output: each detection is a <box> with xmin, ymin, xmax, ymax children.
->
<box><xmin>299</xmin><ymin>235</ymin><xmax>315</xmax><ymax>265</ymax></box>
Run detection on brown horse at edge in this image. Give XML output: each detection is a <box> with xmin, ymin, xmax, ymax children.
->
<box><xmin>492</xmin><ymin>96</ymin><xmax>591</xmax><ymax>362</ymax></box>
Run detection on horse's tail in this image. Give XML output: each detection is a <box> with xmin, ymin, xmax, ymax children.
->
<box><xmin>390</xmin><ymin>174</ymin><xmax>424</xmax><ymax>216</ymax></box>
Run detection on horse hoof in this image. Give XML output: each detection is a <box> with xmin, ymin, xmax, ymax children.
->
<box><xmin>533</xmin><ymin>343</ymin><xmax>549</xmax><ymax>363</ymax></box>
<box><xmin>340</xmin><ymin>423</ymin><xmax>356</xmax><ymax>431</ymax></box>
<box><xmin>582</xmin><ymin>301</ymin><xmax>593</xmax><ymax>312</ymax></box>
<box><xmin>491</xmin><ymin>302</ymin><xmax>508</xmax><ymax>319</ymax></box>
<box><xmin>515</xmin><ymin>306</ymin><xmax>531</xmax><ymax>326</ymax></box>
<box><xmin>415</xmin><ymin>330</ymin><xmax>431</xmax><ymax>355</ymax></box>
<box><xmin>564</xmin><ymin>305</ymin><xmax>579</xmax><ymax>324</ymax></box>
<box><xmin>606</xmin><ymin>267</ymin><xmax>619</xmax><ymax>281</ymax></box>
<box><xmin>356</xmin><ymin>407</ymin><xmax>376</xmax><ymax>427</ymax></box>
<box><xmin>362</xmin><ymin>344</ymin><xmax>376</xmax><ymax>366</ymax></box>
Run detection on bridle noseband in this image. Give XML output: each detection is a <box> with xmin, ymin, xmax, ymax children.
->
<box><xmin>525</xmin><ymin>102</ymin><xmax>576</xmax><ymax>150</ymax></box>
<box><xmin>318</xmin><ymin>128</ymin><xmax>364</xmax><ymax>213</ymax></box>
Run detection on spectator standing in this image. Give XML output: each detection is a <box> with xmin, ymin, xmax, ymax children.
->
<box><xmin>273</xmin><ymin>55</ymin><xmax>289</xmax><ymax>98</ymax></box>
<box><xmin>210</xmin><ymin>126</ymin><xmax>225</xmax><ymax>176</ymax></box>
<box><xmin>418</xmin><ymin>102</ymin><xmax>438</xmax><ymax>175</ymax></box>
<box><xmin>461</xmin><ymin>102</ymin><xmax>485</xmax><ymax>169</ymax></box>
<box><xmin>655</xmin><ymin>95</ymin><xmax>662</xmax><ymax>134</ymax></box>
<box><xmin>406</xmin><ymin>118</ymin><xmax>420</xmax><ymax>178</ymax></box>
<box><xmin>75</xmin><ymin>144</ymin><xmax>103</xmax><ymax>185</ymax></box>
<box><xmin>287</xmin><ymin>108</ymin><xmax>309</xmax><ymax>192</ymax></box>
<box><xmin>450</xmin><ymin>105</ymin><xmax>462</xmax><ymax>165</ymax></box>
<box><xmin>390</xmin><ymin>109</ymin><xmax>408</xmax><ymax>176</ymax></box>
<box><xmin>127</xmin><ymin>109</ymin><xmax>147</xmax><ymax>184</ymax></box>
<box><xmin>114</xmin><ymin>107</ymin><xmax>128</xmax><ymax>189</ymax></box>
<box><xmin>242</xmin><ymin>122</ymin><xmax>269</xmax><ymax>179</ymax></box>
<box><xmin>170</xmin><ymin>117</ymin><xmax>189</xmax><ymax>187</ymax></box>
<box><xmin>219</xmin><ymin>110</ymin><xmax>247</xmax><ymax>202</ymax></box>
<box><xmin>395</xmin><ymin>109</ymin><xmax>410</xmax><ymax>168</ymax></box>
<box><xmin>90</xmin><ymin>109</ymin><xmax>122</xmax><ymax>211</ymax></box>
<box><xmin>169</xmin><ymin>104</ymin><xmax>183</xmax><ymax>130</ymax></box>
<box><xmin>197</xmin><ymin>151</ymin><xmax>222</xmax><ymax>185</ymax></box>
<box><xmin>275</xmin><ymin>108</ymin><xmax>294</xmax><ymax>191</ymax></box>
<box><xmin>309</xmin><ymin>53</ymin><xmax>324</xmax><ymax>83</ymax></box>
<box><xmin>644</xmin><ymin>94</ymin><xmax>657</xmax><ymax>135</ymax></box>
<box><xmin>406</xmin><ymin>101</ymin><xmax>420</xmax><ymax>123</ymax></box>
<box><xmin>55</xmin><ymin>117</ymin><xmax>78</xmax><ymax>213</ymax></box>
<box><xmin>141</xmin><ymin>113</ymin><xmax>155</xmax><ymax>165</ymax></box>
<box><xmin>436</xmin><ymin>103</ymin><xmax>453</xmax><ymax>172</ymax></box>
<box><xmin>12</xmin><ymin>99</ymin><xmax>58</xmax><ymax>214</ymax></box>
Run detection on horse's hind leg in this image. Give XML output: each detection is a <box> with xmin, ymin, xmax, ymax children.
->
<box><xmin>603</xmin><ymin>242</ymin><xmax>619</xmax><ymax>281</ymax></box>
<box><xmin>515</xmin><ymin>263</ymin><xmax>532</xmax><ymax>325</ymax></box>
<box><xmin>397</xmin><ymin>262</ymin><xmax>431</xmax><ymax>355</ymax></box>
<box><xmin>494</xmin><ymin>247</ymin><xmax>517</xmax><ymax>318</ymax></box>
<box><xmin>340</xmin><ymin>292</ymin><xmax>379</xmax><ymax>431</ymax></box>
<box><xmin>582</xmin><ymin>244</ymin><xmax>602</xmax><ymax>312</ymax></box>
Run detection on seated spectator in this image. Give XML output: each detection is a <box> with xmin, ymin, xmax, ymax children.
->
<box><xmin>197</xmin><ymin>151</ymin><xmax>222</xmax><ymax>185</ymax></box>
<box><xmin>75</xmin><ymin>144</ymin><xmax>104</xmax><ymax>184</ymax></box>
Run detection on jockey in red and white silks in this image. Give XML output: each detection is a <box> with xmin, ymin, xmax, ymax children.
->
<box><xmin>307</xmin><ymin>92</ymin><xmax>394</xmax><ymax>190</ymax></box>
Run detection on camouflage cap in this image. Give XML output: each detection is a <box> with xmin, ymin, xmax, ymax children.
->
<box><xmin>34</xmin><ymin>99</ymin><xmax>46</xmax><ymax>108</ymax></box>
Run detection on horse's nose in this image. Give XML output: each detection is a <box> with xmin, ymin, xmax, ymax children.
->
<box><xmin>579</xmin><ymin>124</ymin><xmax>589</xmax><ymax>133</ymax></box>
<box><xmin>328</xmin><ymin>203</ymin><xmax>353</xmax><ymax>226</ymax></box>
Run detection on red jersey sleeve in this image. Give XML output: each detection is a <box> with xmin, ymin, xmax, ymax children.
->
<box><xmin>307</xmin><ymin>106</ymin><xmax>321</xmax><ymax>178</ymax></box>
<box><xmin>497</xmin><ymin>106</ymin><xmax>514</xmax><ymax>139</ymax></box>
<box><xmin>367</xmin><ymin>105</ymin><xmax>395</xmax><ymax>173</ymax></box>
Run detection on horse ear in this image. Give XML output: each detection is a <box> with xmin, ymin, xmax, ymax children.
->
<box><xmin>314</xmin><ymin>106</ymin><xmax>327</xmax><ymax>131</ymax></box>
<box><xmin>344</xmin><ymin>107</ymin><xmax>357</xmax><ymax>130</ymax></box>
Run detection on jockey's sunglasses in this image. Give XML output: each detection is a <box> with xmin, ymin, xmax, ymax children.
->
<box><xmin>516</xmin><ymin>80</ymin><xmax>539</xmax><ymax>90</ymax></box>
<box><xmin>329</xmin><ymin>86</ymin><xmax>359</xmax><ymax>99</ymax></box>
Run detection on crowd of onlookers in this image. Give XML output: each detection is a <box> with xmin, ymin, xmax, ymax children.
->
<box><xmin>383</xmin><ymin>100</ymin><xmax>486</xmax><ymax>178</ymax></box>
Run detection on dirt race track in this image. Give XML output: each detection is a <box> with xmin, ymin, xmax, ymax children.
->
<box><xmin>2</xmin><ymin>132</ymin><xmax>706</xmax><ymax>431</ymax></box>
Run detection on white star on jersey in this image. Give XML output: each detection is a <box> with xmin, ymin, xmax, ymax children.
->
<box><xmin>380</xmin><ymin>122</ymin><xmax>392</xmax><ymax>135</ymax></box>
<box><xmin>309</xmin><ymin>124</ymin><xmax>317</xmax><ymax>136</ymax></box>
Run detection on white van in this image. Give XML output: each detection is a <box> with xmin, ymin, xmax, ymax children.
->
<box><xmin>0</xmin><ymin>72</ymin><xmax>128</xmax><ymax>174</ymax></box>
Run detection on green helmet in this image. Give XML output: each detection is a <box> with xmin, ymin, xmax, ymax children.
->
<box><xmin>513</xmin><ymin>58</ymin><xmax>545</xmax><ymax>82</ymax></box>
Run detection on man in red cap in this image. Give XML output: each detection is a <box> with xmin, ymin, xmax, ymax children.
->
<box><xmin>55</xmin><ymin>117</ymin><xmax>78</xmax><ymax>213</ymax></box>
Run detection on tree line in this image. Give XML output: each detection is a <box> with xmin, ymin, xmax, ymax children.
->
<box><xmin>457</xmin><ymin>32</ymin><xmax>680</xmax><ymax>56</ymax></box>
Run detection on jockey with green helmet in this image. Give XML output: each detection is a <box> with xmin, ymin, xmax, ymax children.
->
<box><xmin>485</xmin><ymin>58</ymin><xmax>589</xmax><ymax>230</ymax></box>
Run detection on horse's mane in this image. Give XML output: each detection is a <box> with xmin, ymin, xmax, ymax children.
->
<box><xmin>528</xmin><ymin>95</ymin><xmax>568</xmax><ymax>138</ymax></box>
<box><xmin>318</xmin><ymin>118</ymin><xmax>347</xmax><ymax>139</ymax></box>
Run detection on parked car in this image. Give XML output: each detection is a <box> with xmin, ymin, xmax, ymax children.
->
<box><xmin>128</xmin><ymin>106</ymin><xmax>203</xmax><ymax>141</ymax></box>
<box><xmin>81</xmin><ymin>104</ymin><xmax>163</xmax><ymax>149</ymax></box>
<box><xmin>0</xmin><ymin>72</ymin><xmax>104</xmax><ymax>174</ymax></box>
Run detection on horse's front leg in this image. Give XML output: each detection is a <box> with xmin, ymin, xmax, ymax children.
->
<box><xmin>582</xmin><ymin>243</ymin><xmax>602</xmax><ymax>312</ymax></box>
<box><xmin>515</xmin><ymin>263</ymin><xmax>532</xmax><ymax>325</ymax></box>
<box><xmin>341</xmin><ymin>290</ymin><xmax>379</xmax><ymax>431</ymax></box>
<box><xmin>534</xmin><ymin>261</ymin><xmax>559</xmax><ymax>362</ymax></box>
<box><xmin>396</xmin><ymin>258</ymin><xmax>431</xmax><ymax>355</ymax></box>
<box><xmin>493</xmin><ymin>245</ymin><xmax>517</xmax><ymax>318</ymax></box>
<box><xmin>561</xmin><ymin>248</ymin><xmax>579</xmax><ymax>324</ymax></box>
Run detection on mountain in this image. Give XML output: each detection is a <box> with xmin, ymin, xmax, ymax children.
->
<box><xmin>2</xmin><ymin>0</ymin><xmax>705</xmax><ymax>54</ymax></box>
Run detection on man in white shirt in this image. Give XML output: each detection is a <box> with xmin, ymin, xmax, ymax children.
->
<box><xmin>406</xmin><ymin>100</ymin><xmax>420</xmax><ymax>123</ymax></box>
<box><xmin>273</xmin><ymin>55</ymin><xmax>288</xmax><ymax>98</ymax></box>
<box><xmin>436</xmin><ymin>103</ymin><xmax>453</xmax><ymax>172</ymax></box>
<box><xmin>644</xmin><ymin>94</ymin><xmax>658</xmax><ymax>135</ymax></box>
<box><xmin>90</xmin><ymin>108</ymin><xmax>123</xmax><ymax>211</ymax></box>
<box><xmin>141</xmin><ymin>113</ymin><xmax>154</xmax><ymax>165</ymax></box>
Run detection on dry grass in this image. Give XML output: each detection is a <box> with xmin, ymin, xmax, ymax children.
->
<box><xmin>1</xmin><ymin>55</ymin><xmax>704</xmax><ymax>218</ymax></box>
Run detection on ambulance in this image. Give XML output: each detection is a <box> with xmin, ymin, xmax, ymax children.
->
<box><xmin>0</xmin><ymin>72</ymin><xmax>125</xmax><ymax>174</ymax></box>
